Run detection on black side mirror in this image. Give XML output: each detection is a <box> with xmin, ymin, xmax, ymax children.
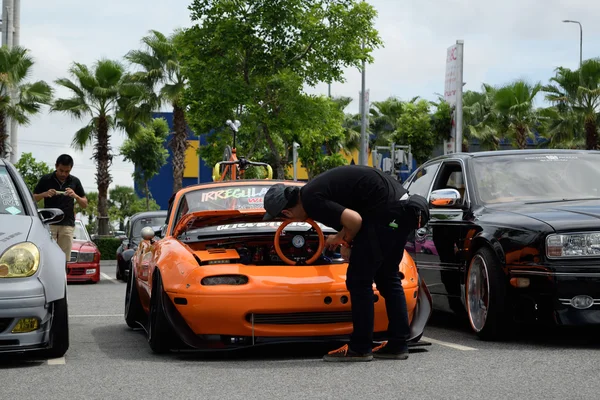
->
<box><xmin>38</xmin><ymin>208</ymin><xmax>64</xmax><ymax>225</ymax></box>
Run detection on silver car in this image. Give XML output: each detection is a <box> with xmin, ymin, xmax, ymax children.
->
<box><xmin>0</xmin><ymin>158</ymin><xmax>69</xmax><ymax>358</ymax></box>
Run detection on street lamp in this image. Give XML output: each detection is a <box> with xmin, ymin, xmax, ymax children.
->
<box><xmin>563</xmin><ymin>19</ymin><xmax>582</xmax><ymax>68</ymax></box>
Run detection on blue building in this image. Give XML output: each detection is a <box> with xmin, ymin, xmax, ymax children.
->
<box><xmin>133</xmin><ymin>112</ymin><xmax>213</xmax><ymax>210</ymax></box>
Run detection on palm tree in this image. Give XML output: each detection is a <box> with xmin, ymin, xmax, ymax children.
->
<box><xmin>51</xmin><ymin>59</ymin><xmax>143</xmax><ymax>236</ymax></box>
<box><xmin>462</xmin><ymin>84</ymin><xmax>501</xmax><ymax>151</ymax></box>
<box><xmin>0</xmin><ymin>46</ymin><xmax>53</xmax><ymax>158</ymax></box>
<box><xmin>493</xmin><ymin>80</ymin><xmax>545</xmax><ymax>149</ymax></box>
<box><xmin>543</xmin><ymin>59</ymin><xmax>600</xmax><ymax>149</ymax></box>
<box><xmin>125</xmin><ymin>30</ymin><xmax>189</xmax><ymax>194</ymax></box>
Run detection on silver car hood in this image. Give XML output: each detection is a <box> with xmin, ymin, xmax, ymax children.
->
<box><xmin>0</xmin><ymin>215</ymin><xmax>32</xmax><ymax>252</ymax></box>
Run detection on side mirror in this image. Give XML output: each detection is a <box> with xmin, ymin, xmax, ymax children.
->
<box><xmin>140</xmin><ymin>226</ymin><xmax>155</xmax><ymax>241</ymax></box>
<box><xmin>429</xmin><ymin>189</ymin><xmax>461</xmax><ymax>208</ymax></box>
<box><xmin>38</xmin><ymin>208</ymin><xmax>64</xmax><ymax>225</ymax></box>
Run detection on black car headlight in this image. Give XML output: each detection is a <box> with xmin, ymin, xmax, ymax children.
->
<box><xmin>546</xmin><ymin>233</ymin><xmax>600</xmax><ymax>258</ymax></box>
<box><xmin>0</xmin><ymin>242</ymin><xmax>40</xmax><ymax>278</ymax></box>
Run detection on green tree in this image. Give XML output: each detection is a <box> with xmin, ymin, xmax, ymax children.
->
<box><xmin>0</xmin><ymin>46</ymin><xmax>54</xmax><ymax>158</ymax></box>
<box><xmin>429</xmin><ymin>97</ymin><xmax>453</xmax><ymax>144</ymax></box>
<box><xmin>50</xmin><ymin>60</ymin><xmax>146</xmax><ymax>236</ymax></box>
<box><xmin>125</xmin><ymin>30</ymin><xmax>189</xmax><ymax>193</ymax></box>
<box><xmin>543</xmin><ymin>58</ymin><xmax>600</xmax><ymax>149</ymax></box>
<box><xmin>76</xmin><ymin>191</ymin><xmax>98</xmax><ymax>234</ymax></box>
<box><xmin>462</xmin><ymin>85</ymin><xmax>501</xmax><ymax>151</ymax></box>
<box><xmin>120</xmin><ymin>118</ymin><xmax>169</xmax><ymax>210</ymax></box>
<box><xmin>176</xmin><ymin>0</ymin><xmax>382</xmax><ymax>179</ymax></box>
<box><xmin>394</xmin><ymin>99</ymin><xmax>435</xmax><ymax>164</ymax></box>
<box><xmin>14</xmin><ymin>152</ymin><xmax>51</xmax><ymax>195</ymax></box>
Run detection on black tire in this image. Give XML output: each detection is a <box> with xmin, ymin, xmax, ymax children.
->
<box><xmin>147</xmin><ymin>273</ymin><xmax>176</xmax><ymax>354</ymax></box>
<box><xmin>124</xmin><ymin>266</ymin><xmax>145</xmax><ymax>329</ymax></box>
<box><xmin>41</xmin><ymin>292</ymin><xmax>69</xmax><ymax>358</ymax></box>
<box><xmin>116</xmin><ymin>262</ymin><xmax>122</xmax><ymax>280</ymax></box>
<box><xmin>465</xmin><ymin>246</ymin><xmax>510</xmax><ymax>341</ymax></box>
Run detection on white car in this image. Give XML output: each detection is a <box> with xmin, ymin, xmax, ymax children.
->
<box><xmin>0</xmin><ymin>158</ymin><xmax>69</xmax><ymax>358</ymax></box>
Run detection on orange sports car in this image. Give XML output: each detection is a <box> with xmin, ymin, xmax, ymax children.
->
<box><xmin>124</xmin><ymin>179</ymin><xmax>433</xmax><ymax>354</ymax></box>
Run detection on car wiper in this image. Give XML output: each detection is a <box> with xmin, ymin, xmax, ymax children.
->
<box><xmin>524</xmin><ymin>197</ymin><xmax>600</xmax><ymax>205</ymax></box>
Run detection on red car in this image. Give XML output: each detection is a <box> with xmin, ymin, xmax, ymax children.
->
<box><xmin>67</xmin><ymin>219</ymin><xmax>101</xmax><ymax>283</ymax></box>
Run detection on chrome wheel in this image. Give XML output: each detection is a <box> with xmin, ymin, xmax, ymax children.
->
<box><xmin>467</xmin><ymin>254</ymin><xmax>490</xmax><ymax>332</ymax></box>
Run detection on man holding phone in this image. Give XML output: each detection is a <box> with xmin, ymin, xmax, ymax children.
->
<box><xmin>33</xmin><ymin>154</ymin><xmax>88</xmax><ymax>261</ymax></box>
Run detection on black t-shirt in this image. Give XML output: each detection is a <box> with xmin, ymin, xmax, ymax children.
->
<box><xmin>33</xmin><ymin>172</ymin><xmax>86</xmax><ymax>226</ymax></box>
<box><xmin>300</xmin><ymin>165</ymin><xmax>407</xmax><ymax>231</ymax></box>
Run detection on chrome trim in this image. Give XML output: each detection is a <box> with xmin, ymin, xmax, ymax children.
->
<box><xmin>558</xmin><ymin>298</ymin><xmax>600</xmax><ymax>306</ymax></box>
<box><xmin>511</xmin><ymin>270</ymin><xmax>600</xmax><ymax>277</ymax></box>
<box><xmin>68</xmin><ymin>250</ymin><xmax>79</xmax><ymax>264</ymax></box>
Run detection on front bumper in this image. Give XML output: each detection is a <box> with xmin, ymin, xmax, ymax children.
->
<box><xmin>510</xmin><ymin>268</ymin><xmax>600</xmax><ymax>326</ymax></box>
<box><xmin>0</xmin><ymin>278</ymin><xmax>52</xmax><ymax>353</ymax></box>
<box><xmin>67</xmin><ymin>262</ymin><xmax>100</xmax><ymax>282</ymax></box>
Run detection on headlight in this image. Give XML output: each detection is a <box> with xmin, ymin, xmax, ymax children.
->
<box><xmin>546</xmin><ymin>233</ymin><xmax>600</xmax><ymax>258</ymax></box>
<box><xmin>78</xmin><ymin>252</ymin><xmax>96</xmax><ymax>263</ymax></box>
<box><xmin>0</xmin><ymin>242</ymin><xmax>40</xmax><ymax>278</ymax></box>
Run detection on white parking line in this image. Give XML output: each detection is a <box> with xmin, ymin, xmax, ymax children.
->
<box><xmin>47</xmin><ymin>357</ymin><xmax>66</xmax><ymax>365</ymax></box>
<box><xmin>100</xmin><ymin>272</ymin><xmax>119</xmax><ymax>283</ymax></box>
<box><xmin>422</xmin><ymin>336</ymin><xmax>478</xmax><ymax>351</ymax></box>
<box><xmin>70</xmin><ymin>314</ymin><xmax>122</xmax><ymax>318</ymax></box>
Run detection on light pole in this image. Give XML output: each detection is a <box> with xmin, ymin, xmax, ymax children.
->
<box><xmin>563</xmin><ymin>19</ymin><xmax>582</xmax><ymax>68</ymax></box>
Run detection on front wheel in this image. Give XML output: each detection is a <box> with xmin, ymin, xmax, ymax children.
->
<box><xmin>465</xmin><ymin>247</ymin><xmax>511</xmax><ymax>341</ymax></box>
<box><xmin>40</xmin><ymin>292</ymin><xmax>69</xmax><ymax>358</ymax></box>
<box><xmin>147</xmin><ymin>273</ymin><xmax>176</xmax><ymax>353</ymax></box>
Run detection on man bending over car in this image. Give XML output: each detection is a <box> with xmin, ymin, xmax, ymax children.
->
<box><xmin>263</xmin><ymin>165</ymin><xmax>429</xmax><ymax>362</ymax></box>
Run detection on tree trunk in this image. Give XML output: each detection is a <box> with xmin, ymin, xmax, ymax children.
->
<box><xmin>515</xmin><ymin>126</ymin><xmax>526</xmax><ymax>149</ymax></box>
<box><xmin>95</xmin><ymin>116</ymin><xmax>113</xmax><ymax>236</ymax></box>
<box><xmin>145</xmin><ymin>180</ymin><xmax>150</xmax><ymax>211</ymax></box>
<box><xmin>0</xmin><ymin>110</ymin><xmax>7</xmax><ymax>158</ymax></box>
<box><xmin>170</xmin><ymin>104</ymin><xmax>188</xmax><ymax>194</ymax></box>
<box><xmin>585</xmin><ymin>117</ymin><xmax>598</xmax><ymax>150</ymax></box>
<box><xmin>262</xmin><ymin>125</ymin><xmax>285</xmax><ymax>179</ymax></box>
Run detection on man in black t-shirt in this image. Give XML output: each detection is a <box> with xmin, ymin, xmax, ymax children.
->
<box><xmin>33</xmin><ymin>154</ymin><xmax>88</xmax><ymax>262</ymax></box>
<box><xmin>263</xmin><ymin>165</ymin><xmax>427</xmax><ymax>362</ymax></box>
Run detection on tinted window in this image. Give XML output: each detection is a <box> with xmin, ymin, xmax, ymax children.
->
<box><xmin>406</xmin><ymin>163</ymin><xmax>440</xmax><ymax>198</ymax></box>
<box><xmin>132</xmin><ymin>216</ymin><xmax>167</xmax><ymax>237</ymax></box>
<box><xmin>0</xmin><ymin>166</ymin><xmax>25</xmax><ymax>216</ymax></box>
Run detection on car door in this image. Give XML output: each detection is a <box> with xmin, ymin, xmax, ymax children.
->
<box><xmin>416</xmin><ymin>160</ymin><xmax>470</xmax><ymax>304</ymax></box>
<box><xmin>403</xmin><ymin>161</ymin><xmax>442</xmax><ymax>283</ymax></box>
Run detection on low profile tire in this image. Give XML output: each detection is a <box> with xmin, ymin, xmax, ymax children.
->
<box><xmin>116</xmin><ymin>263</ymin><xmax>122</xmax><ymax>280</ymax></box>
<box><xmin>147</xmin><ymin>273</ymin><xmax>176</xmax><ymax>354</ymax></box>
<box><xmin>124</xmin><ymin>267</ymin><xmax>144</xmax><ymax>329</ymax></box>
<box><xmin>465</xmin><ymin>247</ymin><xmax>510</xmax><ymax>341</ymax></box>
<box><xmin>41</xmin><ymin>292</ymin><xmax>69</xmax><ymax>359</ymax></box>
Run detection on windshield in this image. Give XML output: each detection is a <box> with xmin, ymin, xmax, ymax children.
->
<box><xmin>132</xmin><ymin>216</ymin><xmax>166</xmax><ymax>237</ymax></box>
<box><xmin>73</xmin><ymin>222</ymin><xmax>90</xmax><ymax>241</ymax></box>
<box><xmin>472</xmin><ymin>153</ymin><xmax>600</xmax><ymax>204</ymax></box>
<box><xmin>0</xmin><ymin>166</ymin><xmax>25</xmax><ymax>216</ymax></box>
<box><xmin>182</xmin><ymin>185</ymin><xmax>272</xmax><ymax>213</ymax></box>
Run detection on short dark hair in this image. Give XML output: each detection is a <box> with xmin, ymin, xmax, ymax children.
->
<box><xmin>56</xmin><ymin>154</ymin><xmax>74</xmax><ymax>167</ymax></box>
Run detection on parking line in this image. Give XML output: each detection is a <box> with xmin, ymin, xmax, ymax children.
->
<box><xmin>70</xmin><ymin>314</ymin><xmax>122</xmax><ymax>318</ymax></box>
<box><xmin>100</xmin><ymin>272</ymin><xmax>119</xmax><ymax>283</ymax></box>
<box><xmin>47</xmin><ymin>357</ymin><xmax>66</xmax><ymax>365</ymax></box>
<box><xmin>422</xmin><ymin>336</ymin><xmax>478</xmax><ymax>351</ymax></box>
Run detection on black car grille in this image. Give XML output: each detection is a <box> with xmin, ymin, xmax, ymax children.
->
<box><xmin>0</xmin><ymin>318</ymin><xmax>13</xmax><ymax>333</ymax></box>
<box><xmin>69</xmin><ymin>251</ymin><xmax>78</xmax><ymax>263</ymax></box>
<box><xmin>246</xmin><ymin>311</ymin><xmax>353</xmax><ymax>325</ymax></box>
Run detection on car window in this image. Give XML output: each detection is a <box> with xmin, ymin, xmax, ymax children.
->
<box><xmin>405</xmin><ymin>163</ymin><xmax>440</xmax><ymax>198</ymax></box>
<box><xmin>73</xmin><ymin>222</ymin><xmax>90</xmax><ymax>241</ymax></box>
<box><xmin>132</xmin><ymin>216</ymin><xmax>167</xmax><ymax>238</ymax></box>
<box><xmin>431</xmin><ymin>161</ymin><xmax>467</xmax><ymax>204</ymax></box>
<box><xmin>0</xmin><ymin>166</ymin><xmax>25</xmax><ymax>216</ymax></box>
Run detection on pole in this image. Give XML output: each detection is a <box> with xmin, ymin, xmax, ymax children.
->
<box><xmin>359</xmin><ymin>42</ymin><xmax>368</xmax><ymax>166</ymax></box>
<box><xmin>292</xmin><ymin>142</ymin><xmax>299</xmax><ymax>181</ymax></box>
<box><xmin>197</xmin><ymin>135</ymin><xmax>201</xmax><ymax>184</ymax></box>
<box><xmin>9</xmin><ymin>0</ymin><xmax>19</xmax><ymax>163</ymax></box>
<box><xmin>563</xmin><ymin>20</ymin><xmax>583</xmax><ymax>69</ymax></box>
<box><xmin>328</xmin><ymin>83</ymin><xmax>331</xmax><ymax>98</ymax></box>
<box><xmin>455</xmin><ymin>40</ymin><xmax>464</xmax><ymax>153</ymax></box>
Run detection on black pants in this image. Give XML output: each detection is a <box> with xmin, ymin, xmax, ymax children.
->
<box><xmin>345</xmin><ymin>213</ymin><xmax>413</xmax><ymax>354</ymax></box>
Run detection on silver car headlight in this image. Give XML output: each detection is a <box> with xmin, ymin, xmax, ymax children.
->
<box><xmin>78</xmin><ymin>252</ymin><xmax>96</xmax><ymax>263</ymax></box>
<box><xmin>0</xmin><ymin>242</ymin><xmax>41</xmax><ymax>278</ymax></box>
<box><xmin>546</xmin><ymin>233</ymin><xmax>600</xmax><ymax>258</ymax></box>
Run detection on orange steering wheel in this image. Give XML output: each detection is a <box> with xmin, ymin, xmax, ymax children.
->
<box><xmin>274</xmin><ymin>219</ymin><xmax>325</xmax><ymax>266</ymax></box>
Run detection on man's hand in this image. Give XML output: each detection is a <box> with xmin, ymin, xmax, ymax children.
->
<box><xmin>340</xmin><ymin>246</ymin><xmax>351</xmax><ymax>262</ymax></box>
<box><xmin>65</xmin><ymin>188</ymin><xmax>77</xmax><ymax>198</ymax></box>
<box><xmin>325</xmin><ymin>232</ymin><xmax>347</xmax><ymax>250</ymax></box>
<box><xmin>46</xmin><ymin>189</ymin><xmax>56</xmax><ymax>198</ymax></box>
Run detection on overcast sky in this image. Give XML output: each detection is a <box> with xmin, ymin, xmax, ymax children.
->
<box><xmin>18</xmin><ymin>0</ymin><xmax>600</xmax><ymax>194</ymax></box>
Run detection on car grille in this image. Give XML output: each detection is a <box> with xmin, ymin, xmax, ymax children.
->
<box><xmin>0</xmin><ymin>318</ymin><xmax>12</xmax><ymax>333</ymax></box>
<box><xmin>245</xmin><ymin>311</ymin><xmax>353</xmax><ymax>325</ymax></box>
<box><xmin>68</xmin><ymin>267</ymin><xmax>87</xmax><ymax>275</ymax></box>
<box><xmin>69</xmin><ymin>251</ymin><xmax>78</xmax><ymax>263</ymax></box>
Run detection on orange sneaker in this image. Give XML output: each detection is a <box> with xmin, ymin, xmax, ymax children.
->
<box><xmin>322</xmin><ymin>344</ymin><xmax>373</xmax><ymax>362</ymax></box>
<box><xmin>372</xmin><ymin>341</ymin><xmax>409</xmax><ymax>360</ymax></box>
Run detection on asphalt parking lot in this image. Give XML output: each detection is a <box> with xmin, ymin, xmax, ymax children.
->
<box><xmin>2</xmin><ymin>261</ymin><xmax>600</xmax><ymax>400</ymax></box>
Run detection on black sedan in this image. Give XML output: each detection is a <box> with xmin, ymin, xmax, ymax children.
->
<box><xmin>402</xmin><ymin>149</ymin><xmax>600</xmax><ymax>340</ymax></box>
<box><xmin>115</xmin><ymin>210</ymin><xmax>167</xmax><ymax>281</ymax></box>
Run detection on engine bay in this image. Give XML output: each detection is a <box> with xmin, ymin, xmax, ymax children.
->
<box><xmin>184</xmin><ymin>233</ymin><xmax>345</xmax><ymax>265</ymax></box>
